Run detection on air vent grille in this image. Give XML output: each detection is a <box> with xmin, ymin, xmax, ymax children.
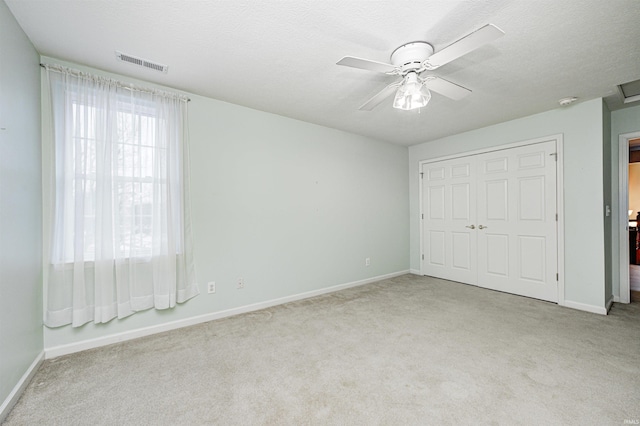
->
<box><xmin>115</xmin><ymin>51</ymin><xmax>168</xmax><ymax>73</ymax></box>
<box><xmin>619</xmin><ymin>79</ymin><xmax>640</xmax><ymax>104</ymax></box>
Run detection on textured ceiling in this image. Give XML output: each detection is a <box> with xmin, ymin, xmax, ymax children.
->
<box><xmin>5</xmin><ymin>0</ymin><xmax>640</xmax><ymax>146</ymax></box>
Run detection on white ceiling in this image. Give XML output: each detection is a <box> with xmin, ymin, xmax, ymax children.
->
<box><xmin>5</xmin><ymin>0</ymin><xmax>640</xmax><ymax>146</ymax></box>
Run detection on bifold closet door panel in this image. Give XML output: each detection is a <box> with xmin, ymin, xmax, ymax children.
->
<box><xmin>422</xmin><ymin>156</ymin><xmax>477</xmax><ymax>285</ymax></box>
<box><xmin>475</xmin><ymin>140</ymin><xmax>558</xmax><ymax>302</ymax></box>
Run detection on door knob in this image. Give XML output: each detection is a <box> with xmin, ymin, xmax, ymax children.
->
<box><xmin>465</xmin><ymin>225</ymin><xmax>475</xmax><ymax>229</ymax></box>
<box><xmin>478</xmin><ymin>225</ymin><xmax>487</xmax><ymax>229</ymax></box>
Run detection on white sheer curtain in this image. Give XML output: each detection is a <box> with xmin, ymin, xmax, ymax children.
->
<box><xmin>44</xmin><ymin>64</ymin><xmax>198</xmax><ymax>328</ymax></box>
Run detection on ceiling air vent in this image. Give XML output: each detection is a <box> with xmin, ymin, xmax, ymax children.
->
<box><xmin>618</xmin><ymin>79</ymin><xmax>640</xmax><ymax>104</ymax></box>
<box><xmin>115</xmin><ymin>51</ymin><xmax>168</xmax><ymax>73</ymax></box>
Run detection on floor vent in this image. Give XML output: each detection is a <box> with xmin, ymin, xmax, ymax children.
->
<box><xmin>115</xmin><ymin>51</ymin><xmax>168</xmax><ymax>73</ymax></box>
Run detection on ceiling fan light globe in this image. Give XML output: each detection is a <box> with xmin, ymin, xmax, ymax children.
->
<box><xmin>393</xmin><ymin>83</ymin><xmax>431</xmax><ymax>110</ymax></box>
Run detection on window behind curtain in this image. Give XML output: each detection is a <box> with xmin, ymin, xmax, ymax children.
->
<box><xmin>63</xmin><ymin>98</ymin><xmax>179</xmax><ymax>262</ymax></box>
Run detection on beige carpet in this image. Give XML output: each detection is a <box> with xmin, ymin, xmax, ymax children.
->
<box><xmin>4</xmin><ymin>274</ymin><xmax>640</xmax><ymax>425</ymax></box>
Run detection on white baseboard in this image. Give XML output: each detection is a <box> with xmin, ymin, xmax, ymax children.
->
<box><xmin>614</xmin><ymin>295</ymin><xmax>621</xmax><ymax>303</ymax></box>
<box><xmin>0</xmin><ymin>351</ymin><xmax>44</xmax><ymax>423</ymax></box>
<box><xmin>45</xmin><ymin>270</ymin><xmax>409</xmax><ymax>359</ymax></box>
<box><xmin>409</xmin><ymin>269</ymin><xmax>422</xmax><ymax>275</ymax></box>
<box><xmin>562</xmin><ymin>300</ymin><xmax>608</xmax><ymax>315</ymax></box>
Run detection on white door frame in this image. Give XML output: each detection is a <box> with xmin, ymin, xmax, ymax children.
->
<box><xmin>418</xmin><ymin>134</ymin><xmax>565</xmax><ymax>305</ymax></box>
<box><xmin>618</xmin><ymin>131</ymin><xmax>640</xmax><ymax>304</ymax></box>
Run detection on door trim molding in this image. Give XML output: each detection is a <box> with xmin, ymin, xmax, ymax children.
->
<box><xmin>618</xmin><ymin>131</ymin><xmax>640</xmax><ymax>304</ymax></box>
<box><xmin>418</xmin><ymin>134</ymin><xmax>562</xmax><ymax>165</ymax></box>
<box><xmin>556</xmin><ymin>135</ymin><xmax>565</xmax><ymax>306</ymax></box>
<box><xmin>418</xmin><ymin>134</ymin><xmax>565</xmax><ymax>305</ymax></box>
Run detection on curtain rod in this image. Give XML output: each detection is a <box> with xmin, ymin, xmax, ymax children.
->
<box><xmin>40</xmin><ymin>63</ymin><xmax>191</xmax><ymax>102</ymax></box>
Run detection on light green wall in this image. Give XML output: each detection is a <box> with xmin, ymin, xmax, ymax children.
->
<box><xmin>0</xmin><ymin>0</ymin><xmax>43</xmax><ymax>408</ymax></box>
<box><xmin>408</xmin><ymin>99</ymin><xmax>606</xmax><ymax>309</ymax></box>
<box><xmin>610</xmin><ymin>104</ymin><xmax>640</xmax><ymax>298</ymax></box>
<box><xmin>41</xmin><ymin>58</ymin><xmax>410</xmax><ymax>348</ymax></box>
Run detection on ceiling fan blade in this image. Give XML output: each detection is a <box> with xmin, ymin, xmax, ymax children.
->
<box><xmin>425</xmin><ymin>24</ymin><xmax>505</xmax><ymax>69</ymax></box>
<box><xmin>359</xmin><ymin>82</ymin><xmax>401</xmax><ymax>111</ymax></box>
<box><xmin>337</xmin><ymin>56</ymin><xmax>398</xmax><ymax>74</ymax></box>
<box><xmin>423</xmin><ymin>76</ymin><xmax>472</xmax><ymax>100</ymax></box>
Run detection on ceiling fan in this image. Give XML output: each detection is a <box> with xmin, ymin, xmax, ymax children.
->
<box><xmin>337</xmin><ymin>24</ymin><xmax>505</xmax><ymax>111</ymax></box>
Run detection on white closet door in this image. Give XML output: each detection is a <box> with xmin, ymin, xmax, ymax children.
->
<box><xmin>475</xmin><ymin>141</ymin><xmax>558</xmax><ymax>302</ymax></box>
<box><xmin>422</xmin><ymin>156</ymin><xmax>477</xmax><ymax>285</ymax></box>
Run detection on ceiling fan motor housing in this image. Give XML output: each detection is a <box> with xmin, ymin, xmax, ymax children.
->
<box><xmin>390</xmin><ymin>41</ymin><xmax>434</xmax><ymax>74</ymax></box>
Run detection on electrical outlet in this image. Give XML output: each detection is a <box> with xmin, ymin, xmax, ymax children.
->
<box><xmin>365</xmin><ymin>257</ymin><xmax>371</xmax><ymax>266</ymax></box>
<box><xmin>207</xmin><ymin>281</ymin><xmax>216</xmax><ymax>294</ymax></box>
<box><xmin>237</xmin><ymin>277</ymin><xmax>244</xmax><ymax>289</ymax></box>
